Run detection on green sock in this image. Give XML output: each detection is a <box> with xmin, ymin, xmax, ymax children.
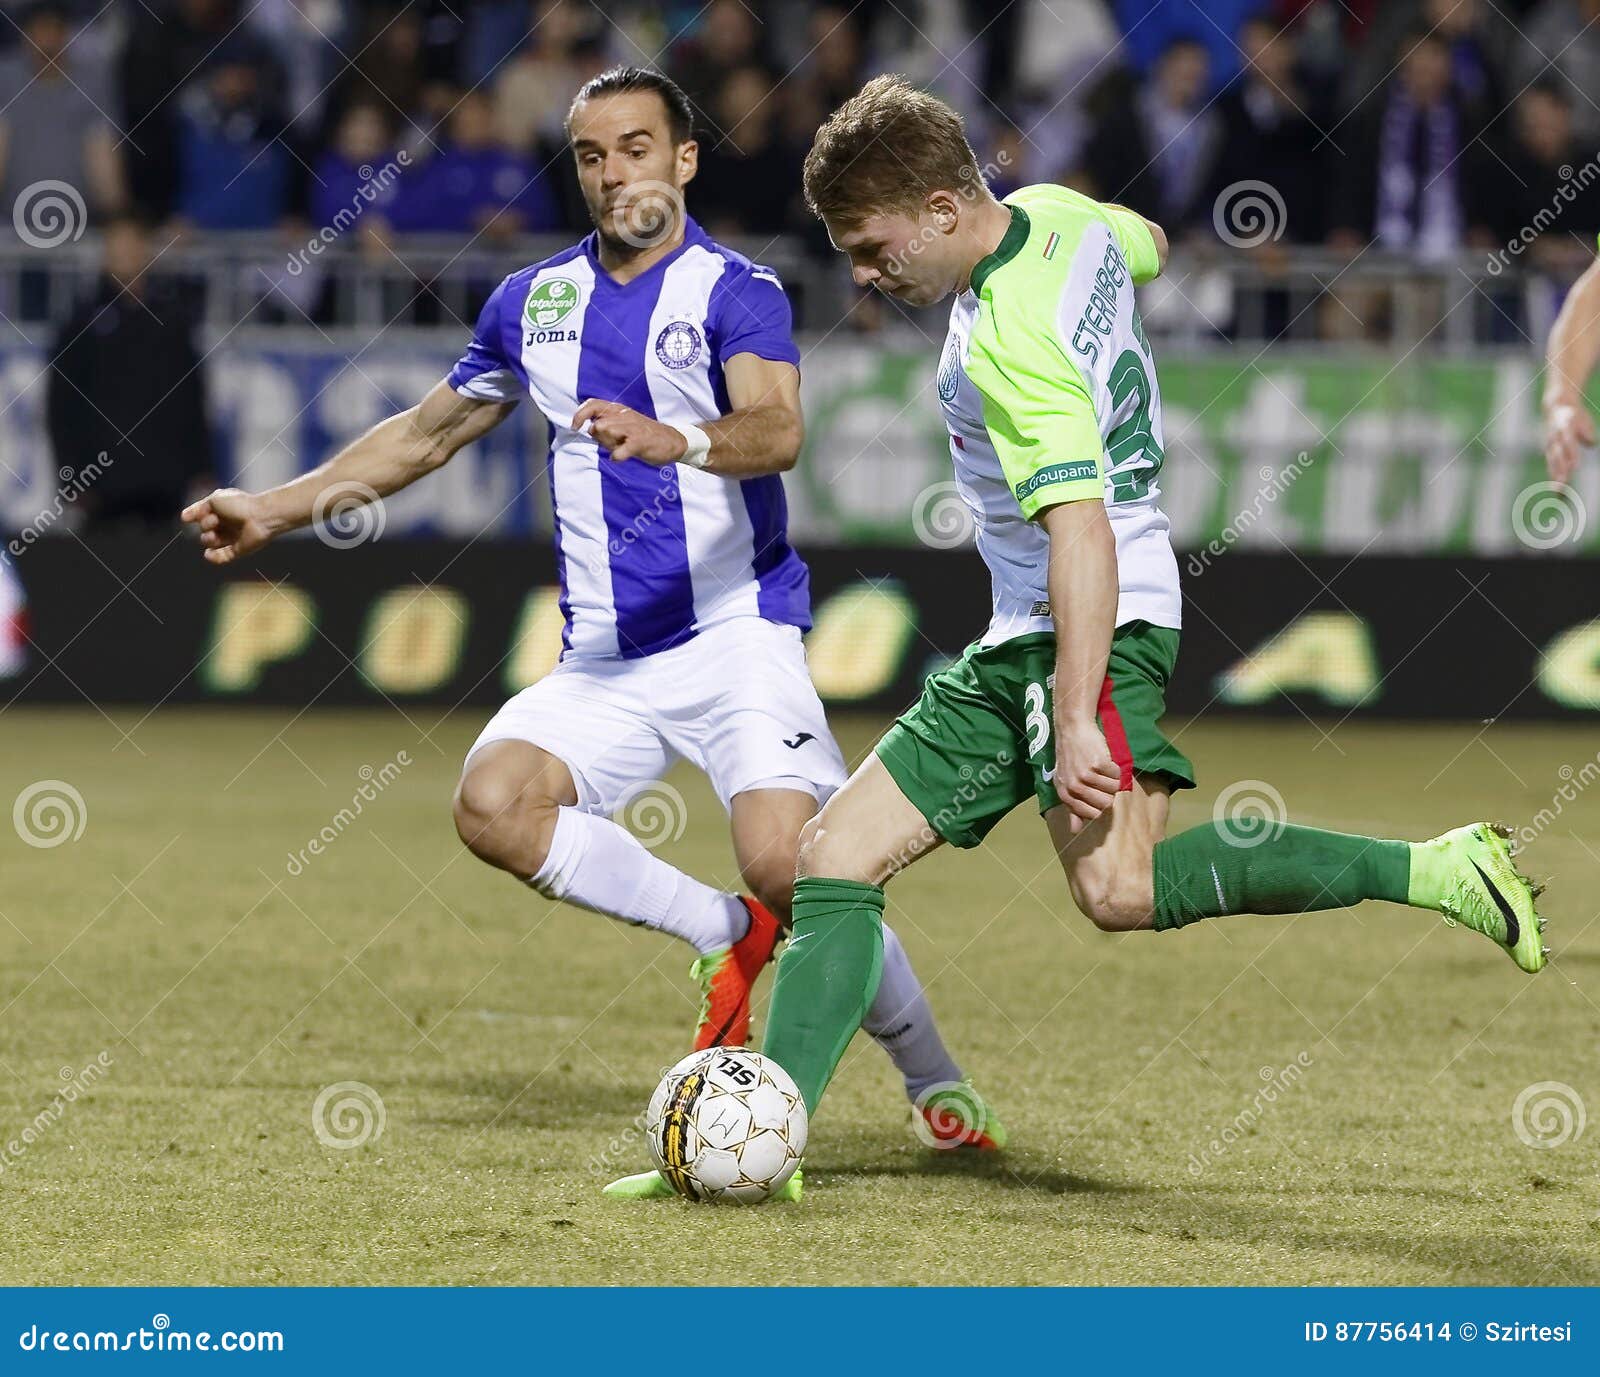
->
<box><xmin>1152</xmin><ymin>822</ymin><xmax>1411</xmax><ymax>931</ymax></box>
<box><xmin>761</xmin><ymin>877</ymin><xmax>885</xmax><ymax>1114</ymax></box>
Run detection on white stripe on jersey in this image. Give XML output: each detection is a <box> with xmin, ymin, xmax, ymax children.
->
<box><xmin>518</xmin><ymin>255</ymin><xmax>620</xmax><ymax>657</ymax></box>
<box><xmin>646</xmin><ymin>246</ymin><xmax>762</xmax><ymax>626</ymax></box>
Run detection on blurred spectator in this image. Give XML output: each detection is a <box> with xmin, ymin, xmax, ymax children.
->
<box><xmin>394</xmin><ymin>90</ymin><xmax>557</xmax><ymax>238</ymax></box>
<box><xmin>1516</xmin><ymin>0</ymin><xmax>1600</xmax><ymax>146</ymax></box>
<box><xmin>1082</xmin><ymin>38</ymin><xmax>1222</xmax><ymax>233</ymax></box>
<box><xmin>1207</xmin><ymin>16</ymin><xmax>1332</xmax><ymax>244</ymax></box>
<box><xmin>46</xmin><ymin>214</ymin><xmax>214</xmax><ymax>532</ymax></box>
<box><xmin>693</xmin><ymin>67</ymin><xmax>805</xmax><ymax>237</ymax></box>
<box><xmin>310</xmin><ymin>103</ymin><xmax>405</xmax><ymax>251</ymax></box>
<box><xmin>326</xmin><ymin>5</ymin><xmax>460</xmax><ymax>157</ymax></box>
<box><xmin>675</xmin><ymin>0</ymin><xmax>775</xmax><ymax>124</ymax></box>
<box><xmin>1469</xmin><ymin>83</ymin><xmax>1600</xmax><ymax>273</ymax></box>
<box><xmin>0</xmin><ymin>2</ymin><xmax>124</xmax><ymax>229</ymax></box>
<box><xmin>1329</xmin><ymin>29</ymin><xmax>1482</xmax><ymax>259</ymax></box>
<box><xmin>493</xmin><ymin>0</ymin><xmax>610</xmax><ymax>156</ymax></box>
<box><xmin>173</xmin><ymin>46</ymin><xmax>296</xmax><ymax>231</ymax></box>
<box><xmin>1345</xmin><ymin>0</ymin><xmax>1515</xmax><ymax>117</ymax></box>
<box><xmin>121</xmin><ymin>0</ymin><xmax>272</xmax><ymax>220</ymax></box>
<box><xmin>1112</xmin><ymin>0</ymin><xmax>1273</xmax><ymax>92</ymax></box>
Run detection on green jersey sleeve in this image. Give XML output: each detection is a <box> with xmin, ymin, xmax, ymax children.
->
<box><xmin>965</xmin><ymin>286</ymin><xmax>1105</xmax><ymax>521</ymax></box>
<box><xmin>1101</xmin><ymin>203</ymin><xmax>1161</xmax><ymax>285</ymax></box>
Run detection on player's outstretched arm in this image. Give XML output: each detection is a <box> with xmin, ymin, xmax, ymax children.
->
<box><xmin>1040</xmin><ymin>498</ymin><xmax>1121</xmax><ymax>835</ymax></box>
<box><xmin>573</xmin><ymin>354</ymin><xmax>803</xmax><ymax>477</ymax></box>
<box><xmin>181</xmin><ymin>381</ymin><xmax>515</xmax><ymax>564</ymax></box>
<box><xmin>1543</xmin><ymin>252</ymin><xmax>1600</xmax><ymax>484</ymax></box>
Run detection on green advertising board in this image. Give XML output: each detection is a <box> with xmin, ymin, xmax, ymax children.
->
<box><xmin>795</xmin><ymin>344</ymin><xmax>1596</xmax><ymax>555</ymax></box>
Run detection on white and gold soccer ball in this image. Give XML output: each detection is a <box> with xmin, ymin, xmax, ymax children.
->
<box><xmin>645</xmin><ymin>1048</ymin><xmax>807</xmax><ymax>1203</ymax></box>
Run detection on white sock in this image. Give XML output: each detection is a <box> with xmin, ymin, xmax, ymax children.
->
<box><xmin>530</xmin><ymin>806</ymin><xmax>749</xmax><ymax>955</ymax></box>
<box><xmin>863</xmin><ymin>923</ymin><xmax>963</xmax><ymax>1101</ymax></box>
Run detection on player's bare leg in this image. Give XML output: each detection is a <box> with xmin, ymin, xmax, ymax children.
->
<box><xmin>452</xmin><ymin>739</ymin><xmax>751</xmax><ymax>967</ymax></box>
<box><xmin>1048</xmin><ymin>775</ymin><xmax>1171</xmax><ymax>931</ymax></box>
<box><xmin>1045</xmin><ymin>772</ymin><xmax>1546</xmax><ymax>971</ymax></box>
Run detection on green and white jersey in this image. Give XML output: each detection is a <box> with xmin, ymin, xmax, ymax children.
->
<box><xmin>936</xmin><ymin>182</ymin><xmax>1182</xmax><ymax>646</ymax></box>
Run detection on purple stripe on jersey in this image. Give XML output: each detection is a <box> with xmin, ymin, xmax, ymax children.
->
<box><xmin>577</xmin><ymin>261</ymin><xmax>697</xmax><ymax>659</ymax></box>
<box><xmin>739</xmin><ymin>476</ymin><xmax>812</xmax><ymax>630</ymax></box>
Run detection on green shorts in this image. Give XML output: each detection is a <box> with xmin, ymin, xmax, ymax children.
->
<box><xmin>876</xmin><ymin>621</ymin><xmax>1195</xmax><ymax>849</ymax></box>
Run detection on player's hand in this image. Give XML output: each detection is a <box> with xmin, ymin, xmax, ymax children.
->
<box><xmin>573</xmin><ymin>399</ymin><xmax>688</xmax><ymax>466</ymax></box>
<box><xmin>180</xmin><ymin>488</ymin><xmax>277</xmax><ymax>565</ymax></box>
<box><xmin>1052</xmin><ymin>716</ymin><xmax>1121</xmax><ymax>835</ymax></box>
<box><xmin>1543</xmin><ymin>400</ymin><xmax>1594</xmax><ymax>485</ymax></box>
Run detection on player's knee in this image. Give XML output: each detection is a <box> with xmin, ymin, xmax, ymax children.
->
<box><xmin>452</xmin><ymin>770</ymin><xmax>557</xmax><ymax>867</ymax></box>
<box><xmin>796</xmin><ymin>811</ymin><xmax>880</xmax><ymax>885</ymax></box>
<box><xmin>1069</xmin><ymin>869</ymin><xmax>1154</xmax><ymax>932</ymax></box>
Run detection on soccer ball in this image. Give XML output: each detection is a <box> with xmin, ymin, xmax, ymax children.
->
<box><xmin>645</xmin><ymin>1048</ymin><xmax>807</xmax><ymax>1203</ymax></box>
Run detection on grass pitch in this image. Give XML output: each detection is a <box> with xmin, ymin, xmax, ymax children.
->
<box><xmin>1</xmin><ymin>706</ymin><xmax>1596</xmax><ymax>1285</ymax></box>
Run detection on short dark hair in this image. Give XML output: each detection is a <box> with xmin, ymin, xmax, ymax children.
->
<box><xmin>566</xmin><ymin>66</ymin><xmax>695</xmax><ymax>145</ymax></box>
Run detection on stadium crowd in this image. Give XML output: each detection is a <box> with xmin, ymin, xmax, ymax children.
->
<box><xmin>7</xmin><ymin>0</ymin><xmax>1600</xmax><ymax>270</ymax></box>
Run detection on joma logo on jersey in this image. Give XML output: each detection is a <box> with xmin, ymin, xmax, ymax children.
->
<box><xmin>525</xmin><ymin>277</ymin><xmax>580</xmax><ymax>328</ymax></box>
<box><xmin>525</xmin><ymin>328</ymin><xmax>577</xmax><ymax>345</ymax></box>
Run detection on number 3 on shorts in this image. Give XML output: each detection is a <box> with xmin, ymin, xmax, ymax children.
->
<box><xmin>1024</xmin><ymin>674</ymin><xmax>1054</xmax><ymax>767</ymax></box>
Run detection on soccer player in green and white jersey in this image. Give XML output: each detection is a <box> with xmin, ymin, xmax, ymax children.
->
<box><xmin>606</xmin><ymin>77</ymin><xmax>1547</xmax><ymax>1199</ymax></box>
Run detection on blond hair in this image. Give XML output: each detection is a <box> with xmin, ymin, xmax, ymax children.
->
<box><xmin>803</xmin><ymin>75</ymin><xmax>983</xmax><ymax>225</ymax></box>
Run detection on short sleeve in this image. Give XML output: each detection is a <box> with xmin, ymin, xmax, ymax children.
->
<box><xmin>965</xmin><ymin>291</ymin><xmax>1105</xmax><ymax>520</ymax></box>
<box><xmin>447</xmin><ymin>276</ymin><xmax>523</xmax><ymax>402</ymax></box>
<box><xmin>1101</xmin><ymin>203</ymin><xmax>1161</xmax><ymax>285</ymax></box>
<box><xmin>709</xmin><ymin>264</ymin><xmax>801</xmax><ymax>367</ymax></box>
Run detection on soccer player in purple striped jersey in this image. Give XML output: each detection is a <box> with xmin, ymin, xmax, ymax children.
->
<box><xmin>181</xmin><ymin>69</ymin><xmax>1002</xmax><ymax>1186</ymax></box>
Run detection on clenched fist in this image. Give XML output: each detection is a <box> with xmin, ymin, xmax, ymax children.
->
<box><xmin>573</xmin><ymin>399</ymin><xmax>688</xmax><ymax>466</ymax></box>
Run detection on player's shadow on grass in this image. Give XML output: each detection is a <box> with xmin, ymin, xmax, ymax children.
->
<box><xmin>826</xmin><ymin>1151</ymin><xmax>1142</xmax><ymax>1198</ymax></box>
<box><xmin>417</xmin><ymin>1072</ymin><xmax>650</xmax><ymax>1129</ymax></box>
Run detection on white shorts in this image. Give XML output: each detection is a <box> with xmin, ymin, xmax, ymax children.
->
<box><xmin>465</xmin><ymin>617</ymin><xmax>848</xmax><ymax>814</ymax></box>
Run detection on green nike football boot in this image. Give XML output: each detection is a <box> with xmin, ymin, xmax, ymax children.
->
<box><xmin>1409</xmin><ymin>822</ymin><xmax>1548</xmax><ymax>973</ymax></box>
<box><xmin>602</xmin><ymin>1167</ymin><xmax>803</xmax><ymax>1202</ymax></box>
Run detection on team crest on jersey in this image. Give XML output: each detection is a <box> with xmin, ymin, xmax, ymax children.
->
<box><xmin>525</xmin><ymin>277</ymin><xmax>580</xmax><ymax>328</ymax></box>
<box><xmin>655</xmin><ymin>320</ymin><xmax>703</xmax><ymax>370</ymax></box>
<box><xmin>936</xmin><ymin>335</ymin><xmax>962</xmax><ymax>403</ymax></box>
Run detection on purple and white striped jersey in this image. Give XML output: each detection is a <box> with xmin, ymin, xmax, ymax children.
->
<box><xmin>447</xmin><ymin>217</ymin><xmax>810</xmax><ymax>660</ymax></box>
